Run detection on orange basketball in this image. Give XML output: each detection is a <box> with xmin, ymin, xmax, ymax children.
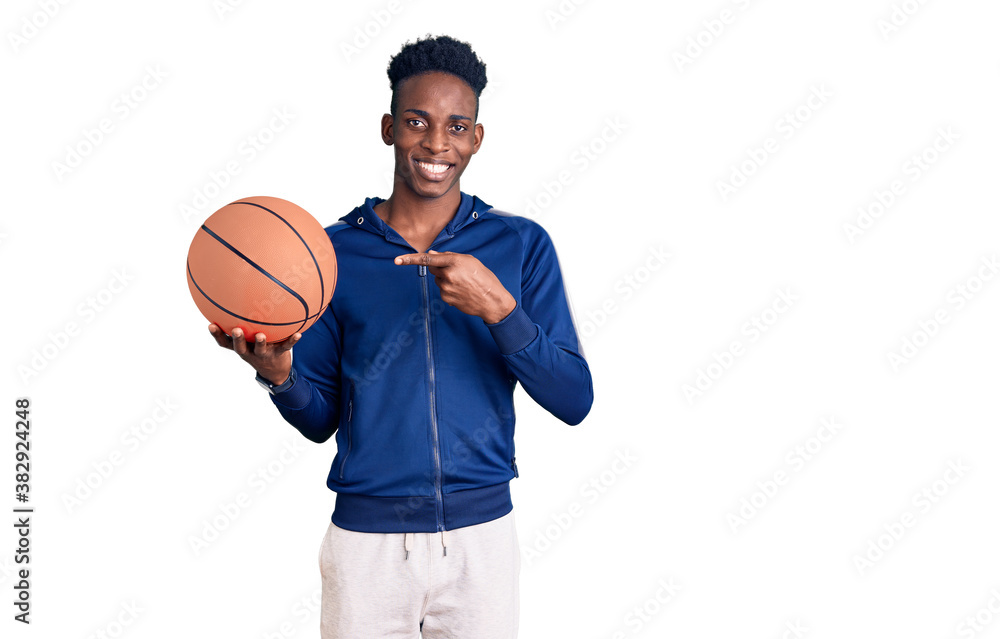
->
<box><xmin>186</xmin><ymin>196</ymin><xmax>337</xmax><ymax>343</ymax></box>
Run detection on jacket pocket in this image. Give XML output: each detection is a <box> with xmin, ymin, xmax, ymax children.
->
<box><xmin>338</xmin><ymin>383</ymin><xmax>355</xmax><ymax>480</ymax></box>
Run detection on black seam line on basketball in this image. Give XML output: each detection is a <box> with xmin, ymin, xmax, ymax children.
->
<box><xmin>188</xmin><ymin>261</ymin><xmax>322</xmax><ymax>326</ymax></box>
<box><xmin>233</xmin><ymin>200</ymin><xmax>327</xmax><ymax>311</ymax></box>
<box><xmin>199</xmin><ymin>223</ymin><xmax>310</xmax><ymax>319</ymax></box>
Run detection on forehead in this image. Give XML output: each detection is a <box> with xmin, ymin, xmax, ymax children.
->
<box><xmin>396</xmin><ymin>71</ymin><xmax>477</xmax><ymax>115</ymax></box>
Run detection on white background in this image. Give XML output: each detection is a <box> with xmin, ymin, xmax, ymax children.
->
<box><xmin>3</xmin><ymin>0</ymin><xmax>1000</xmax><ymax>637</ymax></box>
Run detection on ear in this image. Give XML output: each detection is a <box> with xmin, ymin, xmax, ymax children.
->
<box><xmin>380</xmin><ymin>113</ymin><xmax>394</xmax><ymax>146</ymax></box>
<box><xmin>472</xmin><ymin>122</ymin><xmax>484</xmax><ymax>154</ymax></box>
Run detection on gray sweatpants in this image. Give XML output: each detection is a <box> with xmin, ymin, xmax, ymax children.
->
<box><xmin>318</xmin><ymin>510</ymin><xmax>520</xmax><ymax>638</ymax></box>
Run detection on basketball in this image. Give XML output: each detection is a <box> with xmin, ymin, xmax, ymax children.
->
<box><xmin>186</xmin><ymin>196</ymin><xmax>337</xmax><ymax>343</ymax></box>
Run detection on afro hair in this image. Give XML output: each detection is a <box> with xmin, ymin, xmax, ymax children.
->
<box><xmin>387</xmin><ymin>35</ymin><xmax>488</xmax><ymax>119</ymax></box>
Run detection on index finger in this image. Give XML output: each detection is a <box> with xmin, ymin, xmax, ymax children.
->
<box><xmin>274</xmin><ymin>332</ymin><xmax>301</xmax><ymax>352</ymax></box>
<box><xmin>252</xmin><ymin>332</ymin><xmax>301</xmax><ymax>356</ymax></box>
<box><xmin>393</xmin><ymin>253</ymin><xmax>452</xmax><ymax>267</ymax></box>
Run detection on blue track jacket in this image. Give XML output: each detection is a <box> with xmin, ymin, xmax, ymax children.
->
<box><xmin>268</xmin><ymin>192</ymin><xmax>593</xmax><ymax>533</ymax></box>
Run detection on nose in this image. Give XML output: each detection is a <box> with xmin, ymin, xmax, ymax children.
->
<box><xmin>422</xmin><ymin>124</ymin><xmax>449</xmax><ymax>155</ymax></box>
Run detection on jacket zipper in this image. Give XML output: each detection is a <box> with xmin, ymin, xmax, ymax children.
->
<box><xmin>420</xmin><ymin>263</ymin><xmax>446</xmax><ymax>531</ymax></box>
<box><xmin>338</xmin><ymin>383</ymin><xmax>354</xmax><ymax>479</ymax></box>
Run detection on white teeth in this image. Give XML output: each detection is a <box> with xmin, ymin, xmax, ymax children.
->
<box><xmin>417</xmin><ymin>161</ymin><xmax>450</xmax><ymax>174</ymax></box>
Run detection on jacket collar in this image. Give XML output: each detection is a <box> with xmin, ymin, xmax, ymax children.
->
<box><xmin>341</xmin><ymin>192</ymin><xmax>492</xmax><ymax>244</ymax></box>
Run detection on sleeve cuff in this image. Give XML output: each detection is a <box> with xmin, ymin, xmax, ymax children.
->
<box><xmin>269</xmin><ymin>368</ymin><xmax>312</xmax><ymax>410</ymax></box>
<box><xmin>485</xmin><ymin>301</ymin><xmax>539</xmax><ymax>355</ymax></box>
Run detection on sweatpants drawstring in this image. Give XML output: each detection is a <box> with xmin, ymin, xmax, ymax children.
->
<box><xmin>403</xmin><ymin>530</ymin><xmax>449</xmax><ymax>560</ymax></box>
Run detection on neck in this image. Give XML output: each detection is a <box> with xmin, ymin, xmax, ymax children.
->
<box><xmin>379</xmin><ymin>181</ymin><xmax>462</xmax><ymax>235</ymax></box>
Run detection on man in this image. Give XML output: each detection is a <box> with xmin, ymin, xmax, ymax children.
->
<box><xmin>208</xmin><ymin>34</ymin><xmax>592</xmax><ymax>638</ymax></box>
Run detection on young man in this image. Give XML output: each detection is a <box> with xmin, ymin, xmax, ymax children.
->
<box><xmin>208</xmin><ymin>35</ymin><xmax>592</xmax><ymax>638</ymax></box>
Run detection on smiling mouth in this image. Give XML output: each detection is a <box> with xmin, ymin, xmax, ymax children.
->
<box><xmin>414</xmin><ymin>159</ymin><xmax>454</xmax><ymax>180</ymax></box>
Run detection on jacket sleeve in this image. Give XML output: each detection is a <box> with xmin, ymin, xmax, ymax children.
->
<box><xmin>485</xmin><ymin>222</ymin><xmax>594</xmax><ymax>425</ymax></box>
<box><xmin>267</xmin><ymin>306</ymin><xmax>343</xmax><ymax>443</ymax></box>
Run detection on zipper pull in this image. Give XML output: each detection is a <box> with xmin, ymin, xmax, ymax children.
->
<box><xmin>418</xmin><ymin>264</ymin><xmax>427</xmax><ymax>277</ymax></box>
<box><xmin>511</xmin><ymin>457</ymin><xmax>519</xmax><ymax>478</ymax></box>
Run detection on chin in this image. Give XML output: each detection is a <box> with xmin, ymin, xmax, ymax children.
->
<box><xmin>411</xmin><ymin>179</ymin><xmax>459</xmax><ymax>199</ymax></box>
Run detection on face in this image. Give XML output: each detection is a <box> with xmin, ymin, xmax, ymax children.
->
<box><xmin>381</xmin><ymin>71</ymin><xmax>484</xmax><ymax>200</ymax></box>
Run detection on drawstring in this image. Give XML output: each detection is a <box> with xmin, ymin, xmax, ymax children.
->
<box><xmin>403</xmin><ymin>530</ymin><xmax>449</xmax><ymax>560</ymax></box>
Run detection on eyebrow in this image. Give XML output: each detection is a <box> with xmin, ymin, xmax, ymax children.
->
<box><xmin>404</xmin><ymin>108</ymin><xmax>472</xmax><ymax>122</ymax></box>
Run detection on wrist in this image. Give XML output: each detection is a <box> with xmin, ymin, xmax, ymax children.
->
<box><xmin>483</xmin><ymin>292</ymin><xmax>516</xmax><ymax>325</ymax></box>
<box><xmin>256</xmin><ymin>368</ymin><xmax>296</xmax><ymax>395</ymax></box>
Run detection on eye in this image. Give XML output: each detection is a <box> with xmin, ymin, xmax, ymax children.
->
<box><xmin>450</xmin><ymin>123</ymin><xmax>468</xmax><ymax>133</ymax></box>
<box><xmin>407</xmin><ymin>119</ymin><xmax>425</xmax><ymax>128</ymax></box>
